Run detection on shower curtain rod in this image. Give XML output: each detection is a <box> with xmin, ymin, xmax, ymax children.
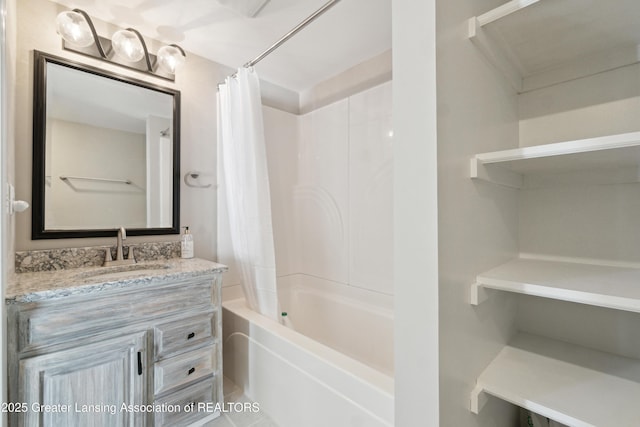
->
<box><xmin>244</xmin><ymin>0</ymin><xmax>341</xmax><ymax>68</ymax></box>
<box><xmin>220</xmin><ymin>0</ymin><xmax>341</xmax><ymax>83</ymax></box>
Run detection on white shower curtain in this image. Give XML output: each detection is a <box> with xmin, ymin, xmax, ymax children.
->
<box><xmin>217</xmin><ymin>67</ymin><xmax>279</xmax><ymax>320</ymax></box>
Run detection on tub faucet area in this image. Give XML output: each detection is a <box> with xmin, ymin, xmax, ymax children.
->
<box><xmin>104</xmin><ymin>226</ymin><xmax>136</xmax><ymax>266</ymax></box>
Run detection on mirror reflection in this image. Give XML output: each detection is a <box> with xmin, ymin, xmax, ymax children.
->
<box><xmin>32</xmin><ymin>51</ymin><xmax>181</xmax><ymax>239</ymax></box>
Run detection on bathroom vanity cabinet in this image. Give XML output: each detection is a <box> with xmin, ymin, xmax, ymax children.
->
<box><xmin>6</xmin><ymin>259</ymin><xmax>225</xmax><ymax>427</ymax></box>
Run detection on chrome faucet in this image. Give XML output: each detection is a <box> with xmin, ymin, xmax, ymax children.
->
<box><xmin>116</xmin><ymin>226</ymin><xmax>126</xmax><ymax>261</ymax></box>
<box><xmin>104</xmin><ymin>227</ymin><xmax>136</xmax><ymax>266</ymax></box>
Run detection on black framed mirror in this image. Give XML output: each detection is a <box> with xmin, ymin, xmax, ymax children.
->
<box><xmin>32</xmin><ymin>50</ymin><xmax>180</xmax><ymax>239</ymax></box>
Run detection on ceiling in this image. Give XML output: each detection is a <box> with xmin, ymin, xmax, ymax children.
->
<box><xmin>49</xmin><ymin>0</ymin><xmax>392</xmax><ymax>92</ymax></box>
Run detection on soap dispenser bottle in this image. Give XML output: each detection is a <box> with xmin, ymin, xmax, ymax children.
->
<box><xmin>181</xmin><ymin>226</ymin><xmax>194</xmax><ymax>259</ymax></box>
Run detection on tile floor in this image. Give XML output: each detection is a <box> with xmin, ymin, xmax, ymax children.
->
<box><xmin>200</xmin><ymin>377</ymin><xmax>279</xmax><ymax>427</ymax></box>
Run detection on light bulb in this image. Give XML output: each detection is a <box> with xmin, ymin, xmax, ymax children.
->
<box><xmin>55</xmin><ymin>11</ymin><xmax>93</xmax><ymax>47</ymax></box>
<box><xmin>112</xmin><ymin>29</ymin><xmax>144</xmax><ymax>62</ymax></box>
<box><xmin>157</xmin><ymin>45</ymin><xmax>186</xmax><ymax>74</ymax></box>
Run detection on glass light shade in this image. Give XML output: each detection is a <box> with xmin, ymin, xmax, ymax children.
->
<box><xmin>55</xmin><ymin>11</ymin><xmax>94</xmax><ymax>47</ymax></box>
<box><xmin>157</xmin><ymin>45</ymin><xmax>186</xmax><ymax>74</ymax></box>
<box><xmin>112</xmin><ymin>30</ymin><xmax>145</xmax><ymax>62</ymax></box>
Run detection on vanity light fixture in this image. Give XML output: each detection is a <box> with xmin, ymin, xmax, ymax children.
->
<box><xmin>157</xmin><ymin>44</ymin><xmax>187</xmax><ymax>74</ymax></box>
<box><xmin>111</xmin><ymin>29</ymin><xmax>146</xmax><ymax>63</ymax></box>
<box><xmin>55</xmin><ymin>9</ymin><xmax>186</xmax><ymax>81</ymax></box>
<box><xmin>55</xmin><ymin>10</ymin><xmax>95</xmax><ymax>48</ymax></box>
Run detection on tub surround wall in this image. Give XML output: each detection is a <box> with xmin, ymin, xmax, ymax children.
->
<box><xmin>297</xmin><ymin>81</ymin><xmax>393</xmax><ymax>295</ymax></box>
<box><xmin>296</xmin><ymin>99</ymin><xmax>349</xmax><ymax>284</ymax></box>
<box><xmin>347</xmin><ymin>82</ymin><xmax>393</xmax><ymax>293</ymax></box>
<box><xmin>220</xmin><ymin>81</ymin><xmax>393</xmax><ymax>298</ymax></box>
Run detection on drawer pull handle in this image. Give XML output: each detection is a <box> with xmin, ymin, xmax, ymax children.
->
<box><xmin>137</xmin><ymin>352</ymin><xmax>143</xmax><ymax>376</ymax></box>
<box><xmin>188</xmin><ymin>367</ymin><xmax>195</xmax><ymax>375</ymax></box>
<box><xmin>187</xmin><ymin>332</ymin><xmax>195</xmax><ymax>340</ymax></box>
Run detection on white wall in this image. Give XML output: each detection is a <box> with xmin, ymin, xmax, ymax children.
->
<box><xmin>299</xmin><ymin>49</ymin><xmax>392</xmax><ymax>114</ymax></box>
<box><xmin>1</xmin><ymin>0</ymin><xmax>15</xmax><ymax>423</ymax></box>
<box><xmin>393</xmin><ymin>0</ymin><xmax>439</xmax><ymax>425</ymax></box>
<box><xmin>519</xmin><ymin>63</ymin><xmax>640</xmax><ymax>148</ymax></box>
<box><xmin>517</xmin><ymin>62</ymin><xmax>640</xmax><ymax>265</ymax></box>
<box><xmin>436</xmin><ymin>0</ymin><xmax>521</xmax><ymax>425</ymax></box>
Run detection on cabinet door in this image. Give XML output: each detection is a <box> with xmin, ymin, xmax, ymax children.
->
<box><xmin>19</xmin><ymin>331</ymin><xmax>149</xmax><ymax>427</ymax></box>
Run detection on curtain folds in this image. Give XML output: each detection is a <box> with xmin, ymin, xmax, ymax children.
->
<box><xmin>217</xmin><ymin>67</ymin><xmax>279</xmax><ymax>320</ymax></box>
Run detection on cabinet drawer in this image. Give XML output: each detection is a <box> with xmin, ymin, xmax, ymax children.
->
<box><xmin>17</xmin><ymin>279</ymin><xmax>215</xmax><ymax>352</ymax></box>
<box><xmin>154</xmin><ymin>345</ymin><xmax>217</xmax><ymax>395</ymax></box>
<box><xmin>155</xmin><ymin>313</ymin><xmax>216</xmax><ymax>359</ymax></box>
<box><xmin>154</xmin><ymin>376</ymin><xmax>219</xmax><ymax>427</ymax></box>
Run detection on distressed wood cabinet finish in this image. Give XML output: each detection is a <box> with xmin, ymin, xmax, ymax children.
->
<box><xmin>21</xmin><ymin>332</ymin><xmax>148</xmax><ymax>427</ymax></box>
<box><xmin>8</xmin><ymin>273</ymin><xmax>223</xmax><ymax>427</ymax></box>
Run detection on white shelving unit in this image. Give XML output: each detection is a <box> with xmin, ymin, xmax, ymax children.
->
<box><xmin>470</xmin><ymin>131</ymin><xmax>640</xmax><ymax>188</ymax></box>
<box><xmin>468</xmin><ymin>2</ymin><xmax>640</xmax><ymax>423</ymax></box>
<box><xmin>471</xmin><ymin>333</ymin><xmax>640</xmax><ymax>427</ymax></box>
<box><xmin>471</xmin><ymin>257</ymin><xmax>640</xmax><ymax>312</ymax></box>
<box><xmin>468</xmin><ymin>0</ymin><xmax>640</xmax><ymax>93</ymax></box>
<box><xmin>469</xmin><ymin>132</ymin><xmax>640</xmax><ymax>420</ymax></box>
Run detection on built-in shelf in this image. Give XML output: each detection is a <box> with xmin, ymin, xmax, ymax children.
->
<box><xmin>471</xmin><ymin>333</ymin><xmax>640</xmax><ymax>426</ymax></box>
<box><xmin>468</xmin><ymin>0</ymin><xmax>640</xmax><ymax>92</ymax></box>
<box><xmin>471</xmin><ymin>257</ymin><xmax>640</xmax><ymax>313</ymax></box>
<box><xmin>470</xmin><ymin>131</ymin><xmax>640</xmax><ymax>188</ymax></box>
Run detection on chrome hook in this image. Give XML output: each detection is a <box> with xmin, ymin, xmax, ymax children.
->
<box><xmin>184</xmin><ymin>171</ymin><xmax>214</xmax><ymax>188</ymax></box>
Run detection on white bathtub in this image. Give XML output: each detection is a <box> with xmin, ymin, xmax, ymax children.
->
<box><xmin>222</xmin><ymin>274</ymin><xmax>394</xmax><ymax>427</ymax></box>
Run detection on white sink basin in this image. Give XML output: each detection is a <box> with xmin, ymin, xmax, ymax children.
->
<box><xmin>77</xmin><ymin>263</ymin><xmax>172</xmax><ymax>281</ymax></box>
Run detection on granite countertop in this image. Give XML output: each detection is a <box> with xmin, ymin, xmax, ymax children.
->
<box><xmin>6</xmin><ymin>258</ymin><xmax>228</xmax><ymax>304</ymax></box>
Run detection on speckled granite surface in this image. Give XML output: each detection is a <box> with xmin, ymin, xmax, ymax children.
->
<box><xmin>15</xmin><ymin>241</ymin><xmax>181</xmax><ymax>273</ymax></box>
<box><xmin>7</xmin><ymin>258</ymin><xmax>227</xmax><ymax>304</ymax></box>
